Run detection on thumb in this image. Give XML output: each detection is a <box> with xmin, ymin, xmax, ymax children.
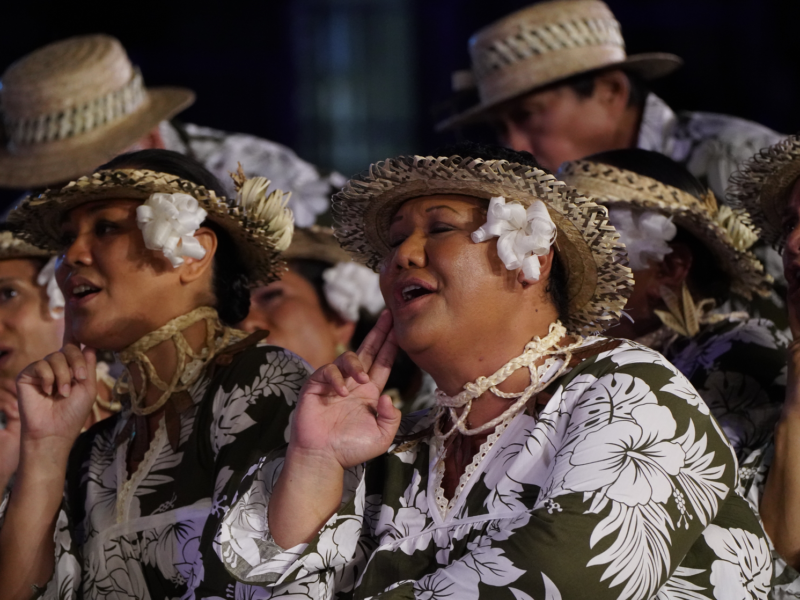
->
<box><xmin>375</xmin><ymin>394</ymin><xmax>402</xmax><ymax>439</ymax></box>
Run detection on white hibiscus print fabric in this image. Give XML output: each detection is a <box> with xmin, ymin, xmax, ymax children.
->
<box><xmin>0</xmin><ymin>342</ymin><xmax>310</xmax><ymax>600</ymax></box>
<box><xmin>216</xmin><ymin>338</ymin><xmax>771</xmax><ymax>599</ymax></box>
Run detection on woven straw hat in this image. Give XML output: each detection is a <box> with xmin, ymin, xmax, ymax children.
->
<box><xmin>727</xmin><ymin>135</ymin><xmax>800</xmax><ymax>248</ymax></box>
<box><xmin>0</xmin><ymin>35</ymin><xmax>195</xmax><ymax>188</ymax></box>
<box><xmin>332</xmin><ymin>153</ymin><xmax>633</xmax><ymax>334</ymax></box>
<box><xmin>0</xmin><ymin>229</ymin><xmax>52</xmax><ymax>261</ymax></box>
<box><xmin>559</xmin><ymin>157</ymin><xmax>771</xmax><ymax>299</ymax></box>
<box><xmin>283</xmin><ymin>226</ymin><xmax>352</xmax><ymax>265</ymax></box>
<box><xmin>437</xmin><ymin>0</ymin><xmax>682</xmax><ymax>131</ymax></box>
<box><xmin>7</xmin><ymin>168</ymin><xmax>293</xmax><ymax>286</ymax></box>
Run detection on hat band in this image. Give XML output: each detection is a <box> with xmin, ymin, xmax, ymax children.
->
<box><xmin>2</xmin><ymin>69</ymin><xmax>146</xmax><ymax>147</ymax></box>
<box><xmin>471</xmin><ymin>15</ymin><xmax>624</xmax><ymax>81</ymax></box>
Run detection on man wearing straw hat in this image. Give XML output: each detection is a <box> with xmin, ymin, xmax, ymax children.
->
<box><xmin>437</xmin><ymin>0</ymin><xmax>784</xmax><ymax>203</ymax></box>
<box><xmin>0</xmin><ymin>34</ymin><xmax>334</xmax><ymax>226</ymax></box>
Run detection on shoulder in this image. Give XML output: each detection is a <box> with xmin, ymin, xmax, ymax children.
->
<box><xmin>676</xmin><ymin>111</ymin><xmax>784</xmax><ymax>151</ymax></box>
<box><xmin>553</xmin><ymin>337</ymin><xmax>723</xmax><ymax>430</ymax></box>
<box><xmin>208</xmin><ymin>341</ymin><xmax>312</xmax><ymax>404</ymax></box>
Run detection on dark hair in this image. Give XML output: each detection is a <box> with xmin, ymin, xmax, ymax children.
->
<box><xmin>586</xmin><ymin>148</ymin><xmax>731</xmax><ymax>302</ymax></box>
<box><xmin>287</xmin><ymin>258</ymin><xmax>339</xmax><ymax>320</ymax></box>
<box><xmin>98</xmin><ymin>149</ymin><xmax>251</xmax><ymax>325</ymax></box>
<box><xmin>564</xmin><ymin>68</ymin><xmax>650</xmax><ymax>109</ymax></box>
<box><xmin>431</xmin><ymin>141</ymin><xmax>570</xmax><ymax>320</ymax></box>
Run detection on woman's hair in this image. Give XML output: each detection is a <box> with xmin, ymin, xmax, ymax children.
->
<box><xmin>98</xmin><ymin>149</ymin><xmax>251</xmax><ymax>324</ymax></box>
<box><xmin>288</xmin><ymin>258</ymin><xmax>338</xmax><ymax>320</ymax></box>
<box><xmin>586</xmin><ymin>148</ymin><xmax>731</xmax><ymax>302</ymax></box>
<box><xmin>432</xmin><ymin>141</ymin><xmax>570</xmax><ymax>321</ymax></box>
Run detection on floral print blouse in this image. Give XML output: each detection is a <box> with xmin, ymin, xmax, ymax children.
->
<box><xmin>658</xmin><ymin>315</ymin><xmax>788</xmax><ymax>462</ymax></box>
<box><xmin>0</xmin><ymin>341</ymin><xmax>310</xmax><ymax>600</ymax></box>
<box><xmin>216</xmin><ymin>338</ymin><xmax>770</xmax><ymax>600</ymax></box>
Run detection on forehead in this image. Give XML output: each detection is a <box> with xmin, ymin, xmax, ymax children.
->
<box><xmin>61</xmin><ymin>198</ymin><xmax>141</xmax><ymax>224</ymax></box>
<box><xmin>0</xmin><ymin>257</ymin><xmax>41</xmax><ymax>280</ymax></box>
<box><xmin>391</xmin><ymin>194</ymin><xmax>487</xmax><ymax>221</ymax></box>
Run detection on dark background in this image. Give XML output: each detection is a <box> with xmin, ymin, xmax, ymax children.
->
<box><xmin>2</xmin><ymin>0</ymin><xmax>799</xmax><ymax>200</ymax></box>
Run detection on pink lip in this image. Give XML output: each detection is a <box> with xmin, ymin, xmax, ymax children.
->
<box><xmin>64</xmin><ymin>274</ymin><xmax>103</xmax><ymax>307</ymax></box>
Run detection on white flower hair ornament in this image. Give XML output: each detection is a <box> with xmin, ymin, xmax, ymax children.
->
<box><xmin>36</xmin><ymin>256</ymin><xmax>65</xmax><ymax>319</ymax></box>
<box><xmin>136</xmin><ymin>193</ymin><xmax>208</xmax><ymax>268</ymax></box>
<box><xmin>608</xmin><ymin>207</ymin><xmax>676</xmax><ymax>271</ymax></box>
<box><xmin>471</xmin><ymin>196</ymin><xmax>557</xmax><ymax>283</ymax></box>
<box><xmin>323</xmin><ymin>261</ymin><xmax>385</xmax><ymax>322</ymax></box>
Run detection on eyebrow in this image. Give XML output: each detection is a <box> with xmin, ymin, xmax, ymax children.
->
<box><xmin>391</xmin><ymin>204</ymin><xmax>461</xmax><ymax>224</ymax></box>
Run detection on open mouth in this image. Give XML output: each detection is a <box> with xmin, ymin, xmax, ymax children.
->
<box><xmin>71</xmin><ymin>283</ymin><xmax>101</xmax><ymax>301</ymax></box>
<box><xmin>401</xmin><ymin>284</ymin><xmax>434</xmax><ymax>303</ymax></box>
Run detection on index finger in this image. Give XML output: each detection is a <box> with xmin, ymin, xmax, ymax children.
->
<box><xmin>63</xmin><ymin>310</ymin><xmax>80</xmax><ymax>348</ymax></box>
<box><xmin>355</xmin><ymin>310</ymin><xmax>393</xmax><ymax>373</ymax></box>
<box><xmin>367</xmin><ymin>328</ymin><xmax>399</xmax><ymax>392</ymax></box>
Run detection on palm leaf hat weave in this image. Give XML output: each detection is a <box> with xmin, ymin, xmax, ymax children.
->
<box><xmin>8</xmin><ymin>166</ymin><xmax>294</xmax><ymax>286</ymax></box>
<box><xmin>332</xmin><ymin>152</ymin><xmax>633</xmax><ymax>335</ymax></box>
<box><xmin>727</xmin><ymin>134</ymin><xmax>800</xmax><ymax>249</ymax></box>
<box><xmin>559</xmin><ymin>152</ymin><xmax>771</xmax><ymax>300</ymax></box>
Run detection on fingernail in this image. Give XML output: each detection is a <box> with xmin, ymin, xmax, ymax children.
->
<box><xmin>61</xmin><ymin>384</ymin><xmax>70</xmax><ymax>397</ymax></box>
<box><xmin>76</xmin><ymin>367</ymin><xmax>87</xmax><ymax>380</ymax></box>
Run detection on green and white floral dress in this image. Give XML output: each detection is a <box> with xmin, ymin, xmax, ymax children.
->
<box><xmin>0</xmin><ymin>340</ymin><xmax>309</xmax><ymax>600</ymax></box>
<box><xmin>216</xmin><ymin>338</ymin><xmax>770</xmax><ymax>600</ymax></box>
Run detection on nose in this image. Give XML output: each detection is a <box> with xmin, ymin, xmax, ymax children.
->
<box><xmin>62</xmin><ymin>232</ymin><xmax>93</xmax><ymax>268</ymax></box>
<box><xmin>501</xmin><ymin>121</ymin><xmax>535</xmax><ymax>155</ymax></box>
<box><xmin>237</xmin><ymin>302</ymin><xmax>272</xmax><ymax>334</ymax></box>
<box><xmin>392</xmin><ymin>231</ymin><xmax>427</xmax><ymax>271</ymax></box>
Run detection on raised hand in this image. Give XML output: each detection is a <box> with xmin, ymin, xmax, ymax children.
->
<box><xmin>15</xmin><ymin>327</ymin><xmax>98</xmax><ymax>447</ymax></box>
<box><xmin>290</xmin><ymin>310</ymin><xmax>402</xmax><ymax>470</ymax></box>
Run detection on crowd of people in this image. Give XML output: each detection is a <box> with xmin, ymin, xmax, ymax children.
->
<box><xmin>0</xmin><ymin>1</ymin><xmax>796</xmax><ymax>598</ymax></box>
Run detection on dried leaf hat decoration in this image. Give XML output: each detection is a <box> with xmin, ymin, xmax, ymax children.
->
<box><xmin>230</xmin><ymin>164</ymin><xmax>294</xmax><ymax>253</ymax></box>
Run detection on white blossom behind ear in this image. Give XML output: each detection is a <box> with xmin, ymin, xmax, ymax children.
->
<box><xmin>471</xmin><ymin>197</ymin><xmax>557</xmax><ymax>282</ymax></box>
<box><xmin>136</xmin><ymin>193</ymin><xmax>208</xmax><ymax>268</ymax></box>
<box><xmin>323</xmin><ymin>262</ymin><xmax>385</xmax><ymax>322</ymax></box>
<box><xmin>36</xmin><ymin>256</ymin><xmax>65</xmax><ymax>319</ymax></box>
<box><xmin>608</xmin><ymin>207</ymin><xmax>676</xmax><ymax>271</ymax></box>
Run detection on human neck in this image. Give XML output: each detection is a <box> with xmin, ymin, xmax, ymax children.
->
<box><xmin>124</xmin><ymin>306</ymin><xmax>218</xmax><ymax>409</ymax></box>
<box><xmin>616</xmin><ymin>103</ymin><xmax>644</xmax><ymax>150</ymax></box>
<box><xmin>414</xmin><ymin>314</ymin><xmax>560</xmax><ymax>399</ymax></box>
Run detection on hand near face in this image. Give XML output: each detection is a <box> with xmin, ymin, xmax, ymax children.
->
<box><xmin>15</xmin><ymin>329</ymin><xmax>97</xmax><ymax>447</ymax></box>
<box><xmin>290</xmin><ymin>310</ymin><xmax>401</xmax><ymax>469</ymax></box>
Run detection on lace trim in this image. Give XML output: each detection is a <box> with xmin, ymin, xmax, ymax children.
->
<box><xmin>116</xmin><ymin>419</ymin><xmax>166</xmax><ymax>524</ymax></box>
<box><xmin>430</xmin><ymin>356</ymin><xmax>561</xmax><ymax>521</ymax></box>
<box><xmin>431</xmin><ymin>417</ymin><xmax>513</xmax><ymax>520</ymax></box>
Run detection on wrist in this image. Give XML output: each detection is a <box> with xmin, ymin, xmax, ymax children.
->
<box><xmin>19</xmin><ymin>437</ymin><xmax>71</xmax><ymax>474</ymax></box>
<box><xmin>285</xmin><ymin>444</ymin><xmax>346</xmax><ymax>482</ymax></box>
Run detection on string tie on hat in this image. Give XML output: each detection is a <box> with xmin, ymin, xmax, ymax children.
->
<box><xmin>136</xmin><ymin>193</ymin><xmax>208</xmax><ymax>267</ymax></box>
<box><xmin>471</xmin><ymin>197</ymin><xmax>557</xmax><ymax>282</ymax></box>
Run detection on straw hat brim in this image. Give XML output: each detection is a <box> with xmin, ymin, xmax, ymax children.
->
<box><xmin>332</xmin><ymin>155</ymin><xmax>633</xmax><ymax>335</ymax></box>
<box><xmin>7</xmin><ymin>169</ymin><xmax>285</xmax><ymax>286</ymax></box>
<box><xmin>561</xmin><ymin>160</ymin><xmax>771</xmax><ymax>300</ymax></box>
<box><xmin>0</xmin><ymin>87</ymin><xmax>195</xmax><ymax>189</ymax></box>
<box><xmin>436</xmin><ymin>53</ymin><xmax>682</xmax><ymax>132</ymax></box>
<box><xmin>283</xmin><ymin>226</ymin><xmax>352</xmax><ymax>265</ymax></box>
<box><xmin>727</xmin><ymin>135</ymin><xmax>800</xmax><ymax>248</ymax></box>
